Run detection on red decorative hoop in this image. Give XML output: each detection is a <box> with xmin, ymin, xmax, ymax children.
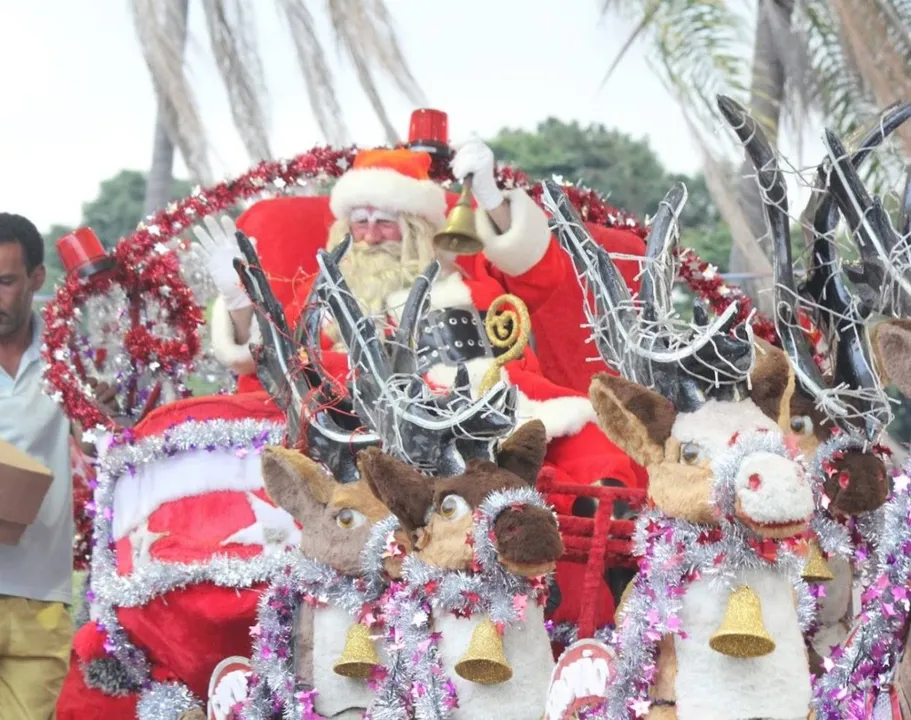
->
<box><xmin>42</xmin><ymin>143</ymin><xmax>783</xmax><ymax>431</ymax></box>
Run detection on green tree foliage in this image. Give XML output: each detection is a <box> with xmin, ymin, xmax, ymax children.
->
<box><xmin>40</xmin><ymin>171</ymin><xmax>193</xmax><ymax>295</ymax></box>
<box><xmin>488</xmin><ymin>118</ymin><xmax>734</xmax><ymax>270</ymax></box>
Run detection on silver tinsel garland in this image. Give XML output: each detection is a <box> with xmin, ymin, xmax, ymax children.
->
<box><xmin>597</xmin><ymin>432</ymin><xmax>817</xmax><ymax>720</ymax></box>
<box><xmin>242</xmin><ymin>516</ymin><xmax>400</xmax><ymax>720</ymax></box>
<box><xmin>137</xmin><ymin>681</ymin><xmax>200</xmax><ymax>720</ymax></box>
<box><xmin>813</xmin><ymin>463</ymin><xmax>911</xmax><ymax>718</ymax></box>
<box><xmin>367</xmin><ymin>486</ymin><xmax>555</xmax><ymax>720</ymax></box>
<box><xmin>84</xmin><ymin>418</ymin><xmax>288</xmax><ymax>714</ymax></box>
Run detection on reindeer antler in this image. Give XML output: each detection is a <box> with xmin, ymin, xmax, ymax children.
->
<box><xmin>718</xmin><ymin>95</ymin><xmax>895</xmax><ymax>440</ymax></box>
<box><xmin>311</xmin><ymin>244</ymin><xmax>517</xmax><ymax>476</ymax></box>
<box><xmin>821</xmin><ymin>103</ymin><xmax>911</xmax><ymax>320</ymax></box>
<box><xmin>233</xmin><ymin>230</ymin><xmax>322</xmax><ymax>442</ymax></box>
<box><xmin>543</xmin><ymin>178</ymin><xmax>752</xmax><ymax>410</ymax></box>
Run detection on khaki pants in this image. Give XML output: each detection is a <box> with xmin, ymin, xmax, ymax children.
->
<box><xmin>0</xmin><ymin>595</ymin><xmax>73</xmax><ymax>720</ymax></box>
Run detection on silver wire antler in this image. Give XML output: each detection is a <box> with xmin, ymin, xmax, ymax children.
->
<box><xmin>542</xmin><ymin>178</ymin><xmax>753</xmax><ymax>411</ymax></box>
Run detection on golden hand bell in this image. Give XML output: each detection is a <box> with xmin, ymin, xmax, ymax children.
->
<box><xmin>433</xmin><ymin>174</ymin><xmax>484</xmax><ymax>255</ymax></box>
<box><xmin>801</xmin><ymin>540</ymin><xmax>835</xmax><ymax>583</ymax></box>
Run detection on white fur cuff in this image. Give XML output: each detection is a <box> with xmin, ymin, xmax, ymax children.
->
<box><xmin>476</xmin><ymin>189</ymin><xmax>552</xmax><ymax>276</ymax></box>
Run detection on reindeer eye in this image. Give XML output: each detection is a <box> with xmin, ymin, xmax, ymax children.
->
<box><xmin>336</xmin><ymin>508</ymin><xmax>366</xmax><ymax>529</ymax></box>
<box><xmin>680</xmin><ymin>442</ymin><xmax>702</xmax><ymax>465</ymax></box>
<box><xmin>790</xmin><ymin>415</ymin><xmax>813</xmax><ymax>435</ymax></box>
<box><xmin>439</xmin><ymin>495</ymin><xmax>470</xmax><ymax>520</ymax></box>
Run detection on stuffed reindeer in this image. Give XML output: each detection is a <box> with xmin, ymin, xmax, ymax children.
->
<box><xmin>545</xmin><ymin>167</ymin><xmax>817</xmax><ymax>719</ymax></box>
<box><xmin>725</xmin><ymin>99</ymin><xmax>911</xmax><ymax>668</ymax></box>
<box><xmin>360</xmin><ymin>423</ymin><xmax>563</xmax><ymax>720</ymax></box>
<box><xmin>301</xmin><ymin>242</ymin><xmax>562</xmax><ymax>720</ymax></box>
<box><xmin>796</xmin><ymin>117</ymin><xmax>911</xmax><ymax>717</ymax></box>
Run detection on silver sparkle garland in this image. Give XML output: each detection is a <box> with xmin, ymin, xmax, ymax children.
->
<box><xmin>812</xmin><ymin>463</ymin><xmax>911</xmax><ymax>718</ymax></box>
<box><xmin>84</xmin><ymin>419</ymin><xmax>287</xmax><ymax>706</ymax></box>
<box><xmin>242</xmin><ymin>516</ymin><xmax>400</xmax><ymax>720</ymax></box>
<box><xmin>137</xmin><ymin>681</ymin><xmax>201</xmax><ymax>720</ymax></box>
<box><xmin>367</xmin><ymin>486</ymin><xmax>555</xmax><ymax>719</ymax></box>
<box><xmin>597</xmin><ymin>432</ymin><xmax>817</xmax><ymax>720</ymax></box>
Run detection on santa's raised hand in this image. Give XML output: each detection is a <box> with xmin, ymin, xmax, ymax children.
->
<box><xmin>193</xmin><ymin>214</ymin><xmax>253</xmax><ymax>311</ymax></box>
<box><xmin>451</xmin><ymin>135</ymin><xmax>504</xmax><ymax>211</ymax></box>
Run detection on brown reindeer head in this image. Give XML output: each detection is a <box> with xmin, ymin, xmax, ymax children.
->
<box><xmin>262</xmin><ymin>447</ymin><xmax>395</xmax><ymax>576</ymax></box>
<box><xmin>357</xmin><ymin>420</ymin><xmax>564</xmax><ymax>577</ymax></box>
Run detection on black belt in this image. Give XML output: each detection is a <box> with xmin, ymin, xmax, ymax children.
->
<box><xmin>415</xmin><ymin>307</ymin><xmax>512</xmax><ymax>372</ymax></box>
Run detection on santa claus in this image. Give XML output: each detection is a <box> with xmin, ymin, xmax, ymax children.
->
<box><xmin>196</xmin><ymin>135</ymin><xmax>644</xmax><ymax>635</ymax></box>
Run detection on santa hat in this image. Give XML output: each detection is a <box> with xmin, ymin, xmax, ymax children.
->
<box><xmin>329</xmin><ymin>148</ymin><xmax>447</xmax><ymax>228</ymax></box>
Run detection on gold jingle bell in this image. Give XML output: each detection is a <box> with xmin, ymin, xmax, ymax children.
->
<box><xmin>333</xmin><ymin>623</ymin><xmax>380</xmax><ymax>679</ymax></box>
<box><xmin>433</xmin><ymin>174</ymin><xmax>484</xmax><ymax>255</ymax></box>
<box><xmin>801</xmin><ymin>540</ymin><xmax>835</xmax><ymax>583</ymax></box>
<box><xmin>454</xmin><ymin>617</ymin><xmax>513</xmax><ymax>684</ymax></box>
<box><xmin>709</xmin><ymin>585</ymin><xmax>776</xmax><ymax>658</ymax></box>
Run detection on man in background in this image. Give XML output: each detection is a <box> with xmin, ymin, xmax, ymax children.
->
<box><xmin>0</xmin><ymin>213</ymin><xmax>113</xmax><ymax>720</ymax></box>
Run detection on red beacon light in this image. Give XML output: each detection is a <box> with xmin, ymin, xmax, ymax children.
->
<box><xmin>407</xmin><ymin>108</ymin><xmax>450</xmax><ymax>159</ymax></box>
<box><xmin>56</xmin><ymin>227</ymin><xmax>116</xmax><ymax>280</ymax></box>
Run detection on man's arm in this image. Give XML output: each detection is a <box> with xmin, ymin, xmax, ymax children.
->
<box><xmin>474</xmin><ymin>189</ymin><xmax>567</xmax><ymax>313</ymax></box>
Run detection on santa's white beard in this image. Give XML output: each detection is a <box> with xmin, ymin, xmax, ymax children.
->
<box><xmin>339</xmin><ymin>241</ymin><xmax>413</xmax><ymax>315</ymax></box>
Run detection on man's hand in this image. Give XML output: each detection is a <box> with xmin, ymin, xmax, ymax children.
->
<box><xmin>451</xmin><ymin>136</ymin><xmax>504</xmax><ymax>211</ymax></box>
<box><xmin>193</xmin><ymin>215</ymin><xmax>254</xmax><ymax>311</ymax></box>
<box><xmin>86</xmin><ymin>377</ymin><xmax>119</xmax><ymax>416</ymax></box>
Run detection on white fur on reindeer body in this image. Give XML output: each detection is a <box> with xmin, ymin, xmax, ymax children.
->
<box><xmin>434</xmin><ymin>604</ymin><xmax>553</xmax><ymax>720</ymax></box>
<box><xmin>810</xmin><ymin>555</ymin><xmax>852</xmax><ymax>659</ymax></box>
<box><xmin>674</xmin><ymin>569</ymin><xmax>811</xmax><ymax>719</ymax></box>
<box><xmin>310</xmin><ymin>605</ymin><xmax>389</xmax><ymax>718</ymax></box>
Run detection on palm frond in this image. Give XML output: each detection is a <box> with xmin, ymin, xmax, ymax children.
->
<box><xmin>326</xmin><ymin>0</ymin><xmax>426</xmax><ymax>144</ymax></box>
<box><xmin>131</xmin><ymin>0</ymin><xmax>212</xmax><ymax>182</ymax></box>
<box><xmin>600</xmin><ymin>0</ymin><xmax>751</xmax><ymax>133</ymax></box>
<box><xmin>201</xmin><ymin>0</ymin><xmax>272</xmax><ymax>162</ymax></box>
<box><xmin>275</xmin><ymin>0</ymin><xmax>349</xmax><ymax>146</ymax></box>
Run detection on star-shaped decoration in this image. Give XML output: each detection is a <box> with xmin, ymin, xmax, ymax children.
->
<box><xmin>221</xmin><ymin>492</ymin><xmax>301</xmax><ymax>556</ymax></box>
<box><xmin>129</xmin><ymin>520</ymin><xmax>168</xmax><ymax>569</ymax></box>
<box><xmin>337</xmin><ymin>157</ymin><xmax>350</xmax><ymax>171</ymax></box>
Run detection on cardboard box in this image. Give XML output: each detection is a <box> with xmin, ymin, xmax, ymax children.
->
<box><xmin>0</xmin><ymin>438</ymin><xmax>53</xmax><ymax>545</ymax></box>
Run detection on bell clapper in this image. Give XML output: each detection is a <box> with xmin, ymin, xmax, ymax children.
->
<box><xmin>454</xmin><ymin>616</ymin><xmax>513</xmax><ymax>684</ymax></box>
<box><xmin>709</xmin><ymin>585</ymin><xmax>776</xmax><ymax>658</ymax></box>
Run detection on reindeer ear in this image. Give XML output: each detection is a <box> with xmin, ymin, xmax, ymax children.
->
<box><xmin>261</xmin><ymin>446</ymin><xmax>334</xmax><ymax>524</ymax></box>
<box><xmin>749</xmin><ymin>340</ymin><xmax>794</xmax><ymax>423</ymax></box>
<box><xmin>357</xmin><ymin>448</ymin><xmax>433</xmax><ymax>534</ymax></box>
<box><xmin>590</xmin><ymin>373</ymin><xmax>674</xmax><ymax>467</ymax></box>
<box><xmin>871</xmin><ymin>318</ymin><xmax>911</xmax><ymax>397</ymax></box>
<box><xmin>497</xmin><ymin>420</ymin><xmax>547</xmax><ymax>486</ymax></box>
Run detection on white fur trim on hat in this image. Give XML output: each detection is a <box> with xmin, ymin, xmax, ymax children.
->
<box><xmin>210</xmin><ymin>294</ymin><xmax>259</xmax><ymax>377</ymax></box>
<box><xmin>330</xmin><ymin>167</ymin><xmax>447</xmax><ymax>227</ymax></box>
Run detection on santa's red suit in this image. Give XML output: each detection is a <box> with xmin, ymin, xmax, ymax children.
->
<box><xmin>210</xmin><ymin>149</ymin><xmax>645</xmax><ymax>628</ymax></box>
<box><xmin>57</xmin><ymin>394</ymin><xmax>298</xmax><ymax>719</ymax></box>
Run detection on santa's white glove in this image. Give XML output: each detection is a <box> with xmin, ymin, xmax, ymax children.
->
<box><xmin>209</xmin><ymin>669</ymin><xmax>249</xmax><ymax>720</ymax></box>
<box><xmin>451</xmin><ymin>136</ymin><xmax>504</xmax><ymax>211</ymax></box>
<box><xmin>192</xmin><ymin>215</ymin><xmax>253</xmax><ymax>311</ymax></box>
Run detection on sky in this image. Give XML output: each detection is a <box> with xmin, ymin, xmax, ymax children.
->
<box><xmin>1</xmin><ymin>0</ymin><xmax>824</xmax><ymax>232</ymax></box>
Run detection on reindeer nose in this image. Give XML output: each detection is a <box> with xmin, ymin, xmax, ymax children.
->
<box><xmin>734</xmin><ymin>452</ymin><xmax>814</xmax><ymax>527</ymax></box>
<box><xmin>493</xmin><ymin>505</ymin><xmax>564</xmax><ymax>565</ymax></box>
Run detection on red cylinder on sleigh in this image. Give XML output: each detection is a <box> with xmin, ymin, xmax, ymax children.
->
<box><xmin>56</xmin><ymin>227</ymin><xmax>116</xmax><ymax>280</ymax></box>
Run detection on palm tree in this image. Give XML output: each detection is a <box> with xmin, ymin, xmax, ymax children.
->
<box><xmin>131</xmin><ymin>0</ymin><xmax>425</xmax><ymax>215</ymax></box>
<box><xmin>599</xmin><ymin>0</ymin><xmax>911</xmax><ymax>307</ymax></box>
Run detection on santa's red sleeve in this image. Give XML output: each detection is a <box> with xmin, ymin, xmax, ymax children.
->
<box><xmin>467</xmin><ymin>188</ymin><xmax>568</xmax><ymax>314</ymax></box>
<box><xmin>531</xmin><ymin>224</ymin><xmax>646</xmax><ymax>395</ymax></box>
